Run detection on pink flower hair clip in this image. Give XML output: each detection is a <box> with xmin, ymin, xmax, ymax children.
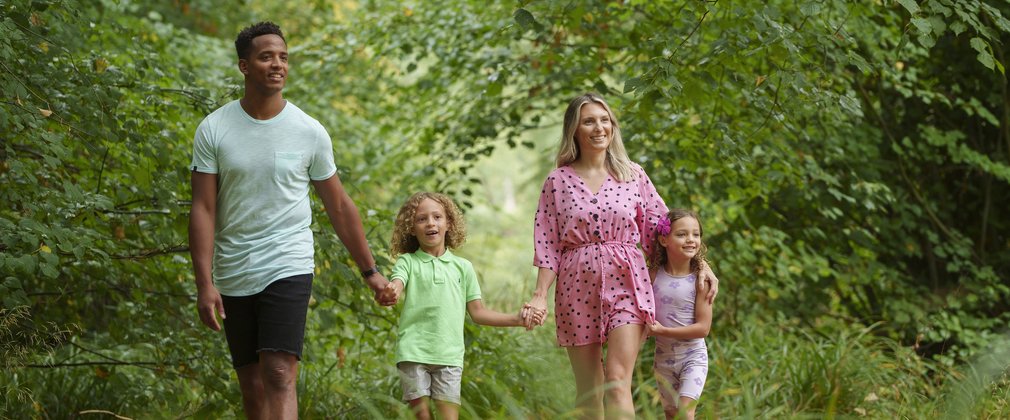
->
<box><xmin>656</xmin><ymin>216</ymin><xmax>671</xmax><ymax>236</ymax></box>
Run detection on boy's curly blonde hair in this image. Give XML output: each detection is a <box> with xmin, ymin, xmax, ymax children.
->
<box><xmin>649</xmin><ymin>208</ymin><xmax>708</xmax><ymax>273</ymax></box>
<box><xmin>390</xmin><ymin>192</ymin><xmax>466</xmax><ymax>256</ymax></box>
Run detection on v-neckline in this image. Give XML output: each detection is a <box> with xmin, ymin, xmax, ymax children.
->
<box><xmin>567</xmin><ymin>166</ymin><xmax>609</xmax><ymax>196</ymax></box>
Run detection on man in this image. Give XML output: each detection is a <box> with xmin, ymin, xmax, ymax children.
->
<box><xmin>188</xmin><ymin>21</ymin><xmax>393</xmax><ymax>419</ymax></box>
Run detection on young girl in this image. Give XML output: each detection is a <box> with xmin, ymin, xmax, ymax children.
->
<box><xmin>647</xmin><ymin>209</ymin><xmax>714</xmax><ymax>420</ymax></box>
<box><xmin>384</xmin><ymin>192</ymin><xmax>536</xmax><ymax>420</ymax></box>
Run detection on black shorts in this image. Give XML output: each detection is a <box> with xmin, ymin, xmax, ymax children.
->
<box><xmin>221</xmin><ymin>274</ymin><xmax>313</xmax><ymax>369</ymax></box>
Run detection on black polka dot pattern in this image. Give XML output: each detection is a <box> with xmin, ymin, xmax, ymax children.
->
<box><xmin>532</xmin><ymin>163</ymin><xmax>669</xmax><ymax>346</ymax></box>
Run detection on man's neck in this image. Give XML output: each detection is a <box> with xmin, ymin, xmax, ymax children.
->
<box><xmin>239</xmin><ymin>92</ymin><xmax>286</xmax><ymax>120</ymax></box>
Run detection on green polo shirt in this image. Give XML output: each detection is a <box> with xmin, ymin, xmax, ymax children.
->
<box><xmin>390</xmin><ymin>249</ymin><xmax>482</xmax><ymax>367</ymax></box>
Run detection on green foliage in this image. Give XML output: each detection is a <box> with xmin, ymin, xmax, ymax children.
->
<box><xmin>2</xmin><ymin>0</ymin><xmax>1009</xmax><ymax>417</ymax></box>
<box><xmin>636</xmin><ymin>320</ymin><xmax>939</xmax><ymax>418</ymax></box>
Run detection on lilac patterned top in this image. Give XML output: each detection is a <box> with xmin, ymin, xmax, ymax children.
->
<box><xmin>533</xmin><ymin>163</ymin><xmax>668</xmax><ymax>345</ymax></box>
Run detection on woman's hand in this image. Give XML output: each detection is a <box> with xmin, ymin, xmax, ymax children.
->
<box><xmin>522</xmin><ymin>295</ymin><xmax>548</xmax><ymax>331</ymax></box>
<box><xmin>699</xmin><ymin>261</ymin><xmax>720</xmax><ymax>304</ymax></box>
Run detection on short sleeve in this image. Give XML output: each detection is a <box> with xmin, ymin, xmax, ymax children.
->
<box><xmin>391</xmin><ymin>255</ymin><xmax>410</xmax><ymax>286</ymax></box>
<box><xmin>462</xmin><ymin>261</ymin><xmax>482</xmax><ymax>303</ymax></box>
<box><xmin>533</xmin><ymin>175</ymin><xmax>562</xmax><ymax>273</ymax></box>
<box><xmin>634</xmin><ymin>165</ymin><xmax>668</xmax><ymax>257</ymax></box>
<box><xmin>190</xmin><ymin>119</ymin><xmax>218</xmax><ymax>174</ymax></box>
<box><xmin>308</xmin><ymin>122</ymin><xmax>337</xmax><ymax>181</ymax></box>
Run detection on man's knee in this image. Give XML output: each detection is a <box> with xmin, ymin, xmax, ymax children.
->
<box><xmin>260</xmin><ymin>352</ymin><xmax>298</xmax><ymax>391</ymax></box>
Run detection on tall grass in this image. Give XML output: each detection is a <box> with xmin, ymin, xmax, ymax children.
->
<box><xmin>634</xmin><ymin>321</ymin><xmax>939</xmax><ymax>419</ymax></box>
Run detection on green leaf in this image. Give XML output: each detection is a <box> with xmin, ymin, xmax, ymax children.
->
<box><xmin>514</xmin><ymin>8</ymin><xmax>536</xmax><ymax>30</ymax></box>
<box><xmin>969</xmin><ymin>37</ymin><xmax>987</xmax><ymax>53</ymax></box>
<box><xmin>950</xmin><ymin>21</ymin><xmax>967</xmax><ymax>35</ymax></box>
<box><xmin>623</xmin><ymin>76</ymin><xmax>646</xmax><ymax>94</ymax></box>
<box><xmin>971</xmin><ymin>38</ymin><xmax>996</xmax><ymax>71</ymax></box>
<box><xmin>897</xmin><ymin>0</ymin><xmax>920</xmax><ymax>14</ymax></box>
<box><xmin>910</xmin><ymin>17</ymin><xmax>931</xmax><ymax>34</ymax></box>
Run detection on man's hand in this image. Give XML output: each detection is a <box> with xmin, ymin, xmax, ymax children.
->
<box><xmin>365</xmin><ymin>273</ymin><xmax>397</xmax><ymax>306</ymax></box>
<box><xmin>378</xmin><ymin>280</ymin><xmax>403</xmax><ymax>306</ymax></box>
<box><xmin>197</xmin><ymin>284</ymin><xmax>226</xmax><ymax>331</ymax></box>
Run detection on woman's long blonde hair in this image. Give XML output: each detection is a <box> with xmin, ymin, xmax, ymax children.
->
<box><xmin>556</xmin><ymin>92</ymin><xmax>635</xmax><ymax>182</ymax></box>
<box><xmin>390</xmin><ymin>192</ymin><xmax>466</xmax><ymax>256</ymax></box>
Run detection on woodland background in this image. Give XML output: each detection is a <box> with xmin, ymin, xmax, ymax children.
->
<box><xmin>2</xmin><ymin>0</ymin><xmax>1010</xmax><ymax>418</ymax></box>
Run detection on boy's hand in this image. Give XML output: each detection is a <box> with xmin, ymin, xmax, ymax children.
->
<box><xmin>378</xmin><ymin>280</ymin><xmax>403</xmax><ymax>306</ymax></box>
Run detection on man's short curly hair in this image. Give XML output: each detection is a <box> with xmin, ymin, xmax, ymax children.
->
<box><xmin>235</xmin><ymin>21</ymin><xmax>285</xmax><ymax>60</ymax></box>
<box><xmin>391</xmin><ymin>192</ymin><xmax>466</xmax><ymax>256</ymax></box>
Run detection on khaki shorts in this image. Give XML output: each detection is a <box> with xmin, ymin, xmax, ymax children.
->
<box><xmin>397</xmin><ymin>362</ymin><xmax>463</xmax><ymax>404</ymax></box>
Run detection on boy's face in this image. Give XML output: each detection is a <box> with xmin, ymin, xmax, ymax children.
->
<box><xmin>413</xmin><ymin>198</ymin><xmax>448</xmax><ymax>254</ymax></box>
<box><xmin>239</xmin><ymin>34</ymin><xmax>288</xmax><ymax>95</ymax></box>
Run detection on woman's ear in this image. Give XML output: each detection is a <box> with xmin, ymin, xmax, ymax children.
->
<box><xmin>657</xmin><ymin>234</ymin><xmax>669</xmax><ymax>248</ymax></box>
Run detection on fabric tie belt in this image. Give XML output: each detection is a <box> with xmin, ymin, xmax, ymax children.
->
<box><xmin>565</xmin><ymin>241</ymin><xmax>635</xmax><ymax>252</ymax></box>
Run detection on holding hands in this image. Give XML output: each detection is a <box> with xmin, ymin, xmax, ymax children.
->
<box><xmin>365</xmin><ymin>273</ymin><xmax>401</xmax><ymax>306</ymax></box>
<box><xmin>521</xmin><ymin>296</ymin><xmax>548</xmax><ymax>331</ymax></box>
<box><xmin>378</xmin><ymin>280</ymin><xmax>403</xmax><ymax>306</ymax></box>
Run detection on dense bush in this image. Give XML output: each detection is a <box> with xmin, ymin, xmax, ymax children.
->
<box><xmin>2</xmin><ymin>0</ymin><xmax>1008</xmax><ymax>417</ymax></box>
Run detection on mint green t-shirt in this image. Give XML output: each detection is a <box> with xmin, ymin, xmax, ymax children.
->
<box><xmin>190</xmin><ymin>100</ymin><xmax>337</xmax><ymax>296</ymax></box>
<box><xmin>391</xmin><ymin>249</ymin><xmax>482</xmax><ymax>367</ymax></box>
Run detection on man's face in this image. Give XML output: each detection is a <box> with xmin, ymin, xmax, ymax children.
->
<box><xmin>239</xmin><ymin>34</ymin><xmax>287</xmax><ymax>95</ymax></box>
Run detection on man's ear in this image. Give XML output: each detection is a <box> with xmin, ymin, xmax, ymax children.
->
<box><xmin>238</xmin><ymin>59</ymin><xmax>248</xmax><ymax>75</ymax></box>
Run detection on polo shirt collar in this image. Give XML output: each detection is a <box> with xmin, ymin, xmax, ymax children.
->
<box><xmin>414</xmin><ymin>248</ymin><xmax>454</xmax><ymax>262</ymax></box>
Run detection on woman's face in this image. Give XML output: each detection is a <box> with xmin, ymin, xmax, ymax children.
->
<box><xmin>574</xmin><ymin>102</ymin><xmax>613</xmax><ymax>156</ymax></box>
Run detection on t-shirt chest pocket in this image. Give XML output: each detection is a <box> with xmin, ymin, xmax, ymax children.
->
<box><xmin>274</xmin><ymin>152</ymin><xmax>305</xmax><ymax>179</ymax></box>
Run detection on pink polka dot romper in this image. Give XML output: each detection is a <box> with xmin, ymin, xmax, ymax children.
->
<box><xmin>534</xmin><ymin>163</ymin><xmax>668</xmax><ymax>346</ymax></box>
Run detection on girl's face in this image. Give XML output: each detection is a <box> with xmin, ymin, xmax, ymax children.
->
<box><xmin>574</xmin><ymin>102</ymin><xmax>613</xmax><ymax>156</ymax></box>
<box><xmin>659</xmin><ymin>216</ymin><xmax>702</xmax><ymax>263</ymax></box>
<box><xmin>412</xmin><ymin>198</ymin><xmax>448</xmax><ymax>255</ymax></box>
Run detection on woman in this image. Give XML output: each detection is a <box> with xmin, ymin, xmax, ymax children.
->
<box><xmin>524</xmin><ymin>93</ymin><xmax>718</xmax><ymax>418</ymax></box>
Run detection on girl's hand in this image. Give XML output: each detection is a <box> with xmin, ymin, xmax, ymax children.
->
<box><xmin>646</xmin><ymin>322</ymin><xmax>662</xmax><ymax>337</ymax></box>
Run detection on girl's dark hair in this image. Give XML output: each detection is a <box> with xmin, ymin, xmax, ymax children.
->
<box><xmin>235</xmin><ymin>21</ymin><xmax>285</xmax><ymax>59</ymax></box>
<box><xmin>649</xmin><ymin>208</ymin><xmax>707</xmax><ymax>273</ymax></box>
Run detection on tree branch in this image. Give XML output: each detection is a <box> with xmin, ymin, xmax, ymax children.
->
<box><xmin>110</xmin><ymin>245</ymin><xmax>189</xmax><ymax>260</ymax></box>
